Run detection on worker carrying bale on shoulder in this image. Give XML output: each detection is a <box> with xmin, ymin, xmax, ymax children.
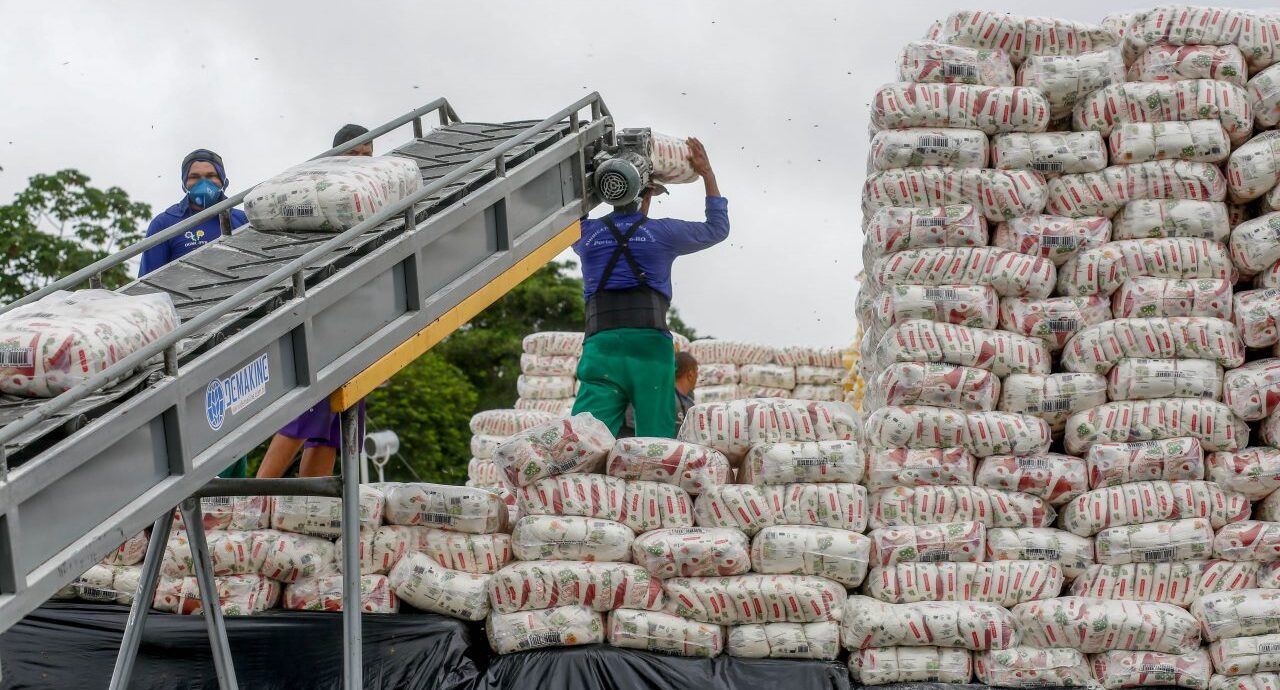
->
<box><xmin>571</xmin><ymin>133</ymin><xmax>727</xmax><ymax>438</ymax></box>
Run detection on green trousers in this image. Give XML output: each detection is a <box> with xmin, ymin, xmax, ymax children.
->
<box><xmin>218</xmin><ymin>456</ymin><xmax>249</xmax><ymax>479</ymax></box>
<box><xmin>572</xmin><ymin>328</ymin><xmax>676</xmax><ymax>438</ymax></box>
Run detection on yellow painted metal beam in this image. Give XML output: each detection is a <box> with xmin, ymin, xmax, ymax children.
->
<box><xmin>330</xmin><ymin>220</ymin><xmax>580</xmax><ymax>411</ymax></box>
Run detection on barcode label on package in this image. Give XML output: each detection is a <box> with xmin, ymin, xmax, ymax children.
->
<box><xmin>1018</xmin><ymin>456</ymin><xmax>1052</xmax><ymax>470</ymax></box>
<box><xmin>943</xmin><ymin>63</ymin><xmax>977</xmax><ymax>79</ymax></box>
<box><xmin>1141</xmin><ymin>664</ymin><xmax>1177</xmax><ymax>675</ymax></box>
<box><xmin>0</xmin><ymin>347</ymin><xmax>34</xmax><ymax>368</ymax></box>
<box><xmin>1022</xmin><ymin>547</ymin><xmax>1060</xmax><ymax>560</ymax></box>
<box><xmin>1037</xmin><ymin>398</ymin><xmax>1074</xmax><ymax>412</ymax></box>
<box><xmin>419</xmin><ymin>513</ymin><xmax>456</xmax><ymax>526</ymax></box>
<box><xmin>912</xmin><ymin>216</ymin><xmax>949</xmax><ymax>227</ymax></box>
<box><xmin>1030</xmin><ymin>160</ymin><xmax>1065</xmax><ymax>173</ymax></box>
<box><xmin>1259</xmin><ymin>642</ymin><xmax>1280</xmax><ymax>654</ymax></box>
<box><xmin>925</xmin><ymin>288</ymin><xmax>959</xmax><ymax>301</ymax></box>
<box><xmin>919</xmin><ymin>548</ymin><xmax>951</xmax><ymax>562</ymax></box>
<box><xmin>1046</xmin><ymin>318</ymin><xmax>1078</xmax><ymax>332</ymax></box>
<box><xmin>916</xmin><ymin>135</ymin><xmax>951</xmax><ymax>149</ymax></box>
<box><xmin>524</xmin><ymin>630</ymin><xmax>564</xmax><ymax>648</ymax></box>
<box><xmin>281</xmin><ymin>205</ymin><xmax>315</xmax><ymax>218</ymax></box>
<box><xmin>1039</xmin><ymin>234</ymin><xmax>1076</xmax><ymax>248</ymax></box>
<box><xmin>1139</xmin><ymin>548</ymin><xmax>1176</xmax><ymax>562</ymax></box>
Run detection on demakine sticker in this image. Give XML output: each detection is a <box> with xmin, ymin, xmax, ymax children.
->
<box><xmin>206</xmin><ymin>354</ymin><xmax>270</xmax><ymax>431</ymax></box>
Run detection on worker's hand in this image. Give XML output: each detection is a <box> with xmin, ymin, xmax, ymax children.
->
<box><xmin>687</xmin><ymin>138</ymin><xmax>713</xmax><ymax>178</ymax></box>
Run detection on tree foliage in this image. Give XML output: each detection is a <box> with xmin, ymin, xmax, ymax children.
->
<box><xmin>364</xmin><ymin>352</ymin><xmax>477</xmax><ymax>484</ymax></box>
<box><xmin>0</xmin><ymin>169</ymin><xmax>151</xmax><ymax>302</ymax></box>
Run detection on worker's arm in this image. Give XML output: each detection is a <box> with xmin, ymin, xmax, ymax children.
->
<box><xmin>137</xmin><ymin>217</ymin><xmax>171</xmax><ymax>277</ymax></box>
<box><xmin>660</xmin><ymin>138</ymin><xmax>729</xmax><ymax>255</ymax></box>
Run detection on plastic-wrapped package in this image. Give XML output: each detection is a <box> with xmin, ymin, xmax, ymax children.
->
<box><xmin>74</xmin><ymin>564</ymin><xmax>122</xmax><ymax>603</ymax></box>
<box><xmin>510</xmin><ymin>515</ymin><xmax>631</xmax><ymax>563</ymax></box>
<box><xmin>992</xmin><ymin>214</ymin><xmax>1110</xmax><ymax>265</ymax></box>
<box><xmin>986</xmin><ymin>527</ymin><xmax>1095</xmax><ymax>578</ymax></box>
<box><xmin>865</xmin><ymin>362</ymin><xmax>999</xmax><ymax>413</ymax></box>
<box><xmin>519</xmin><ymin>353</ymin><xmax>578</xmax><ymax>377</ymax></box>
<box><xmin>677</xmin><ymin>398</ymin><xmax>860</xmax><ymax>461</ymax></box>
<box><xmin>990</xmin><ymin>131</ymin><xmax>1109</xmax><ymax>176</ymax></box>
<box><xmin>1013</xmin><ymin>597</ymin><xmax>1201</xmax><ymax>653</ymax></box>
<box><xmin>1262</xmin><ymin>564</ymin><xmax>1280</xmax><ymax>589</ymax></box>
<box><xmin>108</xmin><ymin>566</ymin><xmax>143</xmax><ymax>605</ymax></box>
<box><xmin>737</xmin><ymin>385</ymin><xmax>790</xmax><ymax>399</ymax></box>
<box><xmin>607</xmin><ymin>609</ymin><xmax>723</xmax><ymax>657</ymax></box>
<box><xmin>283</xmin><ymin>574</ymin><xmax>398</xmax><ymax>613</ymax></box>
<box><xmin>868</xmin><ymin>128</ymin><xmax>989</xmax><ymax>170</ymax></box>
<box><xmin>687</xmin><ymin>340</ymin><xmax>775</xmax><ymax>366</ymax></box>
<box><xmin>172</xmin><ymin>496</ymin><xmax>273</xmax><ymax>533</ymax></box>
<box><xmin>1108</xmin><ymin>358</ymin><xmax>1224</xmax><ymax>401</ymax></box>
<box><xmin>794</xmin><ymin>366</ymin><xmax>845</xmax><ymax>386</ymax></box>
<box><xmin>870</xmin><ymin>485</ymin><xmax>1056</xmax><ymax>529</ymax></box>
<box><xmin>1092</xmin><ymin>649</ymin><xmax>1214</xmax><ymax>690</ymax></box>
<box><xmin>663</xmin><ymin>574</ymin><xmax>845</xmax><ymax>625</ymax></box>
<box><xmin>1070</xmin><ymin>561</ymin><xmax>1260</xmax><ymax>607</ymax></box>
<box><xmin>999</xmin><ymin>295</ymin><xmax>1112</xmax><ymax>349</ymax></box>
<box><xmin>470</xmin><ymin>435</ymin><xmax>504</xmax><ymax>461</ymax></box>
<box><xmin>381</xmin><ymin>483</ymin><xmax>510</xmax><ymax>534</ymax></box>
<box><xmin>1210</xmin><ymin>635</ymin><xmax>1280</xmax><ymax>676</ymax></box>
<box><xmin>1130</xmin><ymin>43</ymin><xmax>1248</xmax><ymax>87</ymax></box>
<box><xmin>1215</xmin><ymin>522</ymin><xmax>1280</xmax><ymax>562</ymax></box>
<box><xmin>1114</xmin><ymin>277</ymin><xmax>1233</xmax><ymax>320</ymax></box>
<box><xmin>1061</xmin><ymin>317</ymin><xmax>1244</xmax><ymax>374</ymax></box>
<box><xmin>739</xmin><ymin>440</ymin><xmax>863</xmax><ymax>485</ymax></box>
<box><xmin>1059</xmin><ymin>481</ymin><xmax>1251</xmax><ymax>536</ymax></box>
<box><xmin>974</xmin><ymin>453</ymin><xmax>1089</xmax><ymax>506</ymax></box>
<box><xmin>860</xmin><ymin>284</ymin><xmax>1000</xmax><ymax>338</ymax></box>
<box><xmin>750</xmin><ymin>525</ymin><xmax>870</xmax><ymax>587</ymax></box>
<box><xmin>861</xmin><ymin>205</ymin><xmax>988</xmax><ymax>266</ymax></box>
<box><xmin>1018</xmin><ymin>49</ymin><xmax>1128</xmax><ymax>121</ymax></box>
<box><xmin>863</xmin><ymin>167</ymin><xmax>1049</xmax><ymax>222</ymax></box>
<box><xmin>738</xmin><ymin>364</ymin><xmax>795</xmax><ymax>390</ymax></box>
<box><xmin>258</xmin><ymin>531</ymin><xmax>337</xmax><ymax>583</ymax></box>
<box><xmin>1114</xmin><ymin>200</ymin><xmax>1231</xmax><ymax>242</ymax></box>
<box><xmin>871</xmin><ymin>321</ymin><xmax>1053</xmax><ymax>377</ymax></box>
<box><xmin>933</xmin><ymin>11</ymin><xmax>1119</xmax><ymax>64</ymax></box>
<box><xmin>975</xmin><ymin>646</ymin><xmax>1091</xmax><ymax>688</ymax></box>
<box><xmin>513</xmin><ymin>397</ymin><xmax>574</xmax><ymax>415</ymax></box>
<box><xmin>998</xmin><ymin>372</ymin><xmax>1108</xmax><ymax>432</ymax></box>
<box><xmin>866</xmin><ymin>560</ymin><xmax>1063</xmax><ymax>606</ymax></box>
<box><xmin>649</xmin><ymin>132</ymin><xmax>698</xmax><ymax>184</ymax></box>
<box><xmin>605</xmin><ymin>437</ymin><xmax>729</xmax><ymax>496</ymax></box>
<box><xmin>696</xmin><ymin>363</ymin><xmax>738</xmax><ymax>387</ymax></box>
<box><xmin>1073</xmin><ymin>81</ymin><xmax>1253</xmax><ymax>145</ymax></box>
<box><xmin>466</xmin><ymin>458</ymin><xmax>502</xmax><ymax>487</ymax></box>
<box><xmin>1254</xmin><ymin>490</ymin><xmax>1280</xmax><ymax>522</ymax></box>
<box><xmin>1206</xmin><ymin>674</ymin><xmax>1280</xmax><ymax>690</ymax></box>
<box><xmin>1252</xmin><ymin>63</ymin><xmax>1280</xmax><ymax>129</ymax></box>
<box><xmin>867</xmin><ymin>247</ymin><xmax>1057</xmax><ymax>298</ymax></box>
<box><xmin>692</xmin><ymin>484</ymin><xmax>780</xmax><ymax>536</ymax></box>
<box><xmin>1234</xmin><ymin>292</ymin><xmax>1280</xmax><ymax>349</ymax></box>
<box><xmin>791</xmin><ymin>384</ymin><xmax>842</xmax><ymax>402</ymax></box>
<box><xmin>850</xmin><ymin>646</ymin><xmax>973</xmax><ymax>685</ymax></box>
<box><xmin>334</xmin><ymin>525</ymin><xmax>415</xmax><ymax>576</ymax></box>
<box><xmin>270</xmin><ymin>486</ymin><xmax>384</xmax><ymax>539</ymax></box>
<box><xmin>243</xmin><ymin>156</ymin><xmax>421</xmax><ymax>231</ymax></box>
<box><xmin>405</xmin><ymin>526</ymin><xmax>512</xmax><ymax>575</ymax></box>
<box><xmin>693</xmin><ymin>385</ymin><xmax>737</xmax><ymax>405</ymax></box>
<box><xmin>864</xmin><ymin>447</ymin><xmax>976</xmax><ymax>491</ymax></box>
<box><xmin>761</xmin><ymin>483</ymin><xmax>867</xmax><ymax>532</ymax></box>
<box><xmin>1102</xmin><ymin>11</ymin><xmax>1148</xmax><ymax>63</ymax></box>
<box><xmin>1227</xmin><ymin>132</ymin><xmax>1280</xmax><ymax>203</ymax></box>
<box><xmin>102</xmin><ymin>532</ymin><xmax>148</xmax><ymax>567</ymax></box>
<box><xmin>632</xmin><ymin>527</ymin><xmax>750</xmax><ymax>579</ymax></box>
<box><xmin>1111</xmin><ymin>121</ymin><xmax>1231</xmax><ymax>166</ymax></box>
<box><xmin>1067</xmin><ymin>399</ymin><xmax>1248</xmax><ymax>453</ymax></box>
<box><xmin>619</xmin><ymin>480</ymin><xmax>694</xmax><ymax>533</ymax></box>
<box><xmin>898</xmin><ymin>40</ymin><xmax>1015</xmax><ymax>85</ymax></box>
<box><xmin>516</xmin><ymin>474</ymin><xmax>625</xmax><ymax>523</ymax></box>
<box><xmin>871</xmin><ymin>83</ymin><xmax>1050</xmax><ymax>134</ymax></box>
<box><xmin>0</xmin><ymin>290</ymin><xmax>180</xmax><ymax>398</ymax></box>
<box><xmin>1060</xmin><ymin>239</ymin><xmax>1237</xmax><ymax>296</ymax></box>
<box><xmin>728</xmin><ymin>622</ymin><xmax>839</xmax><ymax>660</ymax></box>
<box><xmin>1048</xmin><ymin>162</ymin><xmax>1228</xmax><ymax>219</ymax></box>
<box><xmin>1096</xmin><ymin>517</ymin><xmax>1215</xmax><ymax>565</ymax></box>
<box><xmin>864</xmin><ymin>406</ymin><xmax>1053</xmax><ymax>457</ymax></box>
<box><xmin>841</xmin><ymin>597</ymin><xmax>1018</xmax><ymax>650</ymax></box>
<box><xmin>490</xmin><ymin>561</ymin><xmax>663</xmax><ymax>614</ymax></box>
<box><xmin>1231</xmin><ymin>214</ymin><xmax>1280</xmax><ymax>276</ymax></box>
<box><xmin>469</xmin><ymin>409</ymin><xmax>558</xmax><ymax>438</ymax></box>
<box><xmin>1208</xmin><ymin>449</ymin><xmax>1280</xmax><ymax>500</ymax></box>
<box><xmin>1088</xmin><ymin>438</ymin><xmax>1206</xmax><ymax>489</ymax></box>
<box><xmin>868</xmin><ymin>521</ymin><xmax>986</xmax><ymax>566</ymax></box>
<box><xmin>487</xmin><ymin>605</ymin><xmax>603</xmax><ymax>655</ymax></box>
<box><xmin>514</xmin><ymin>375</ymin><xmax>575</xmax><ymax>400</ymax></box>
<box><xmin>175</xmin><ymin>574</ymin><xmax>280</xmax><ymax>616</ymax></box>
<box><xmin>522</xmin><ymin>331</ymin><xmax>583</xmax><ymax>356</ymax></box>
<box><xmin>774</xmin><ymin>346</ymin><xmax>844</xmax><ymax>369</ymax></box>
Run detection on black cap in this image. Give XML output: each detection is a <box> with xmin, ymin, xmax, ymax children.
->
<box><xmin>181</xmin><ymin>149</ymin><xmax>227</xmax><ymax>186</ymax></box>
<box><xmin>333</xmin><ymin>124</ymin><xmax>369</xmax><ymax>148</ymax></box>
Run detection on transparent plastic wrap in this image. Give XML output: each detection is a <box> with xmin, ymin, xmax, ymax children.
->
<box><xmin>663</xmin><ymin>574</ymin><xmax>845</xmax><ymax>625</ymax></box>
<box><xmin>649</xmin><ymin>132</ymin><xmax>699</xmax><ymax>184</ymax></box>
<box><xmin>514</xmin><ymin>397</ymin><xmax>574</xmax><ymax>415</ymax></box>
<box><xmin>1108</xmin><ymin>358</ymin><xmax>1224</xmax><ymax>401</ymax></box>
<box><xmin>1114</xmin><ymin>200</ymin><xmax>1231</xmax><ymax>242</ymax></box>
<box><xmin>870</xmin><ymin>321</ymin><xmax>1052</xmax><ymax>377</ymax></box>
<box><xmin>1231</xmin><ymin>213</ymin><xmax>1280</xmax><ymax>276</ymax></box>
<box><xmin>1095</xmin><ymin>517</ymin><xmax>1215</xmax><ymax>565</ymax></box>
<box><xmin>867</xmin><ymin>247</ymin><xmax>1057</xmax><ymax>298</ymax></box>
<box><xmin>727</xmin><ymin>622</ymin><xmax>839</xmax><ymax>660</ymax></box>
<box><xmin>870</xmin><ymin>83</ymin><xmax>1050</xmax><ymax>134</ymax></box>
<box><xmin>739</xmin><ymin>440</ymin><xmax>863</xmax><ymax>485</ymax></box>
<box><xmin>1209</xmin><ymin>635</ymin><xmax>1280</xmax><ymax>676</ymax></box>
<box><xmin>692</xmin><ymin>484</ymin><xmax>780</xmax><ymax>536</ymax></box>
<box><xmin>864</xmin><ymin>447</ymin><xmax>977</xmax><ymax>491</ymax></box>
<box><xmin>999</xmin><ymin>295</ymin><xmax>1113</xmax><ymax>350</ymax></box>
<box><xmin>1047</xmin><ymin>162</ymin><xmax>1229</xmax><ymax>219</ymax></box>
<box><xmin>470</xmin><ymin>435</ymin><xmax>504</xmax><ymax>461</ymax></box>
<box><xmin>514</xmin><ymin>374</ymin><xmax>577</xmax><ymax>400</ymax></box>
<box><xmin>0</xmin><ymin>290</ymin><xmax>180</xmax><ymax>398</ymax></box>
<box><xmin>489</xmin><ymin>561</ymin><xmax>663</xmax><ymax>614</ymax></box>
<box><xmin>1111</xmin><ymin>121</ymin><xmax>1231</xmax><ymax>165</ymax></box>
<box><xmin>760</xmin><ymin>483</ymin><xmax>868</xmax><ymax>532</ymax></box>
<box><xmin>868</xmin><ymin>521</ymin><xmax>986</xmax><ymax>566</ymax></box>
<box><xmin>1072</xmin><ymin>81</ymin><xmax>1253</xmax><ymax>145</ymax></box>
<box><xmin>632</xmin><ymin>527</ymin><xmax>750</xmax><ymax>579</ymax></box>
<box><xmin>861</xmin><ymin>205</ymin><xmax>989</xmax><ymax>266</ymax></box>
<box><xmin>510</xmin><ymin>516</ymin><xmax>633</xmax><ymax>562</ymax></box>
<box><xmin>486</xmin><ymin>605</ymin><xmax>603</xmax><ymax>655</ymax></box>
<box><xmin>173</xmin><ymin>574</ymin><xmax>280</xmax><ymax>616</ymax></box>
<box><xmin>676</xmin><ymin>398</ymin><xmax>860</xmax><ymax>462</ymax></box>
<box><xmin>1262</xmin><ymin>564</ymin><xmax>1280</xmax><ymax>589</ymax></box>
<box><xmin>986</xmin><ymin>527</ymin><xmax>1095</xmax><ymax>578</ymax></box>
<box><xmin>1058</xmin><ymin>480</ymin><xmax>1251</xmax><ymax>537</ymax></box>
<box><xmin>522</xmin><ymin>331</ymin><xmax>583</xmax><ymax>356</ymax></box>
<box><xmin>1058</xmin><ymin>238</ymin><xmax>1237</xmax><ymax>297</ymax></box>
<box><xmin>1017</xmin><ymin>49</ymin><xmax>1128</xmax><ymax>121</ymax></box>
<box><xmin>1130</xmin><ymin>43</ymin><xmax>1248</xmax><ymax>87</ymax></box>
<box><xmin>860</xmin><ymin>284</ymin><xmax>1000</xmax><ymax>338</ymax></box>
<box><xmin>992</xmin><ymin>214</ymin><xmax>1111</xmax><ymax>265</ymax></box>
<box><xmin>849</xmin><ymin>646</ymin><xmax>973</xmax><ymax>685</ymax></box>
<box><xmin>773</xmin><ymin>345</ymin><xmax>844</xmax><ymax>369</ymax></box>
<box><xmin>1214</xmin><ymin>522</ymin><xmax>1280</xmax><ymax>562</ymax></box>
<box><xmin>257</xmin><ymin>531</ymin><xmax>338</xmax><ymax>583</ymax></box>
<box><xmin>516</xmin><ymin>474</ymin><xmax>626</xmax><ymax>523</ymax></box>
<box><xmin>737</xmin><ymin>364</ymin><xmax>795</xmax><ymax>390</ymax></box>
<box><xmin>1206</xmin><ymin>674</ymin><xmax>1280</xmax><ymax>690</ymax></box>
<box><xmin>1088</xmin><ymin>438</ymin><xmax>1206</xmax><ymax>489</ymax></box>
<box><xmin>898</xmin><ymin>40</ymin><xmax>1015</xmax><ymax>85</ymax></box>
<box><xmin>864</xmin><ymin>406</ymin><xmax>1053</xmax><ymax>458</ymax></box>
<box><xmin>607</xmin><ymin>609</ymin><xmax>723</xmax><ymax>658</ymax></box>
<box><xmin>738</xmin><ymin>385</ymin><xmax>791</xmax><ymax>400</ymax></box>
<box><xmin>404</xmin><ymin>526</ymin><xmax>512</xmax><ymax>575</ymax></box>
<box><xmin>1067</xmin><ymin>399</ymin><xmax>1249</xmax><ymax>454</ymax></box>
<box><xmin>863</xmin><ymin>167</ymin><xmax>1049</xmax><ymax>222</ymax></box>
<box><xmin>1070</xmin><ymin>561</ymin><xmax>1261</xmax><ymax>607</ymax></box>
<box><xmin>605</xmin><ymin>437</ymin><xmax>730</xmax><ymax>495</ymax></box>
<box><xmin>695</xmin><ymin>363</ymin><xmax>738</xmax><ymax>387</ymax></box>
<box><xmin>794</xmin><ymin>366</ymin><xmax>845</xmax><ymax>385</ymax></box>
<box><xmin>469</xmin><ymin>409</ymin><xmax>558</xmax><ymax>438</ymax></box>
<box><xmin>933</xmin><ymin>11</ymin><xmax>1119</xmax><ymax>64</ymax></box>
<box><xmin>1255</xmin><ymin>490</ymin><xmax>1280</xmax><ymax>522</ymax></box>
<box><xmin>282</xmin><ymin>574</ymin><xmax>398</xmax><ymax>613</ymax></box>
<box><xmin>1013</xmin><ymin>597</ymin><xmax>1201</xmax><ymax>653</ymax></box>
<box><xmin>865</xmin><ymin>362</ymin><xmax>1000</xmax><ymax>413</ymax></box>
<box><xmin>243</xmin><ymin>155</ymin><xmax>421</xmax><ymax>231</ymax></box>
<box><xmin>619</xmin><ymin>480</ymin><xmax>694</xmax><ymax>533</ymax></box>
<box><xmin>869</xmin><ymin>485</ymin><xmax>1056</xmax><ymax>529</ymax></box>
<box><xmin>160</xmin><ymin>530</ymin><xmax>265</xmax><ymax>579</ymax></box>
<box><xmin>1103</xmin><ymin>11</ymin><xmax>1148</xmax><ymax>64</ymax></box>
<box><xmin>1233</xmin><ymin>291</ymin><xmax>1280</xmax><ymax>349</ymax></box>
<box><xmin>865</xmin><ymin>560</ymin><xmax>1063</xmax><ymax>606</ymax></box>
<box><xmin>271</xmin><ymin>488</ymin><xmax>383</xmax><ymax>539</ymax></box>
<box><xmin>1114</xmin><ymin>277</ymin><xmax>1233</xmax><ymax>320</ymax></box>
<box><xmin>998</xmin><ymin>372</ymin><xmax>1109</xmax><ymax>432</ymax></box>
<box><xmin>750</xmin><ymin>525</ymin><xmax>870</xmax><ymax>588</ymax></box>
<box><xmin>686</xmin><ymin>340</ymin><xmax>775</xmax><ymax>366</ymax></box>
<box><xmin>1208</xmin><ymin>449</ymin><xmax>1280</xmax><ymax>500</ymax></box>
<box><xmin>172</xmin><ymin>496</ymin><xmax>273</xmax><ymax>533</ymax></box>
<box><xmin>975</xmin><ymin>646</ymin><xmax>1091</xmax><ymax>688</ymax></box>
<box><xmin>990</xmin><ymin>131</ymin><xmax>1109</xmax><ymax>176</ymax></box>
<box><xmin>868</xmin><ymin>128</ymin><xmax>989</xmax><ymax>170</ymax></box>
<box><xmin>1061</xmin><ymin>317</ymin><xmax>1244</xmax><ymax>374</ymax></box>
<box><xmin>791</xmin><ymin>384</ymin><xmax>842</xmax><ymax>402</ymax></box>
<box><xmin>1092</xmin><ymin>649</ymin><xmax>1214</xmax><ymax>690</ymax></box>
<box><xmin>1251</xmin><ymin>63</ymin><xmax>1280</xmax><ymax>129</ymax></box>
<box><xmin>381</xmin><ymin>482</ymin><xmax>510</xmax><ymax>534</ymax></box>
<box><xmin>102</xmin><ymin>532</ymin><xmax>148</xmax><ymax>567</ymax></box>
<box><xmin>974</xmin><ymin>453</ymin><xmax>1090</xmax><ymax>506</ymax></box>
<box><xmin>1227</xmin><ymin>132</ymin><xmax>1280</xmax><ymax>203</ymax></box>
<box><xmin>693</xmin><ymin>385</ymin><xmax>737</xmax><ymax>405</ymax></box>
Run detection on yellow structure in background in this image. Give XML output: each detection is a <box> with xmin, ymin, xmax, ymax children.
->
<box><xmin>843</xmin><ymin>324</ymin><xmax>865</xmax><ymax>412</ymax></box>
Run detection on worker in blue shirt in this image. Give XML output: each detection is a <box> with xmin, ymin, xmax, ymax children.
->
<box><xmin>572</xmin><ymin>138</ymin><xmax>727</xmax><ymax>438</ymax></box>
<box><xmin>138</xmin><ymin>149</ymin><xmax>248</xmax><ymax>276</ymax></box>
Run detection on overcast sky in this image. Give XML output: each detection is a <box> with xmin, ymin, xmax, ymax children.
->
<box><xmin>2</xmin><ymin>1</ymin><xmax>1274</xmax><ymax>347</ymax></box>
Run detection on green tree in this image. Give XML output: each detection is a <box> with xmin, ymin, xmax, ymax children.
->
<box><xmin>364</xmin><ymin>352</ymin><xmax>477</xmax><ymax>483</ymax></box>
<box><xmin>0</xmin><ymin>169</ymin><xmax>151</xmax><ymax>302</ymax></box>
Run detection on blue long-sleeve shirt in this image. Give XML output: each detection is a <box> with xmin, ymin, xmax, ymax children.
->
<box><xmin>574</xmin><ymin>196</ymin><xmax>730</xmax><ymax>302</ymax></box>
<box><xmin>138</xmin><ymin>199</ymin><xmax>248</xmax><ymax>276</ymax></box>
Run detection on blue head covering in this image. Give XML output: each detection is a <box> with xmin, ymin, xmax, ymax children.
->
<box><xmin>181</xmin><ymin>149</ymin><xmax>228</xmax><ymax>189</ymax></box>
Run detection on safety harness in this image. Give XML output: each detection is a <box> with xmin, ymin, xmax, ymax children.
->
<box><xmin>584</xmin><ymin>217</ymin><xmax>671</xmax><ymax>337</ymax></box>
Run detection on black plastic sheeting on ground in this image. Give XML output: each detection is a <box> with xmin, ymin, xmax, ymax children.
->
<box><xmin>0</xmin><ymin>603</ymin><xmax>486</xmax><ymax>690</ymax></box>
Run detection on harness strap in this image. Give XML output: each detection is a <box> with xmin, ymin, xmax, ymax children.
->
<box><xmin>599</xmin><ymin>217</ymin><xmax>648</xmax><ymax>289</ymax></box>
